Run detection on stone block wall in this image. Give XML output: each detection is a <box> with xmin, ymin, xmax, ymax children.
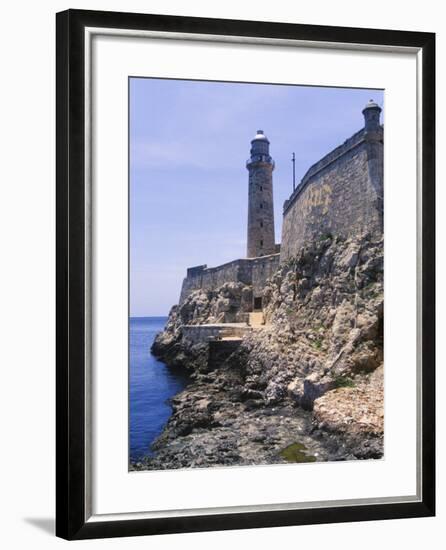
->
<box><xmin>247</xmin><ymin>162</ymin><xmax>276</xmax><ymax>257</ymax></box>
<box><xmin>251</xmin><ymin>254</ymin><xmax>280</xmax><ymax>298</ymax></box>
<box><xmin>179</xmin><ymin>259</ymin><xmax>251</xmax><ymax>303</ymax></box>
<box><xmin>179</xmin><ymin>253</ymin><xmax>280</xmax><ymax>305</ymax></box>
<box><xmin>280</xmin><ymin>128</ymin><xmax>383</xmax><ymax>261</ymax></box>
<box><xmin>181</xmin><ymin>324</ymin><xmax>251</xmax><ymax>344</ymax></box>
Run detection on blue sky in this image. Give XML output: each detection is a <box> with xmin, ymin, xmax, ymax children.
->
<box><xmin>130</xmin><ymin>78</ymin><xmax>383</xmax><ymax>317</ymax></box>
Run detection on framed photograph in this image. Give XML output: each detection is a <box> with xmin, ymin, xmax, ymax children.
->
<box><xmin>56</xmin><ymin>9</ymin><xmax>435</xmax><ymax>540</ymax></box>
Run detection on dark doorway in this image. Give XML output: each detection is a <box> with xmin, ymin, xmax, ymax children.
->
<box><xmin>253</xmin><ymin>297</ymin><xmax>262</xmax><ymax>310</ymax></box>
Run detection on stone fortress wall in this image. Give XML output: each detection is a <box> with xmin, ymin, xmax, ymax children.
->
<box><xmin>280</xmin><ymin>124</ymin><xmax>383</xmax><ymax>261</ymax></box>
<box><xmin>179</xmin><ymin>253</ymin><xmax>280</xmax><ymax>304</ymax></box>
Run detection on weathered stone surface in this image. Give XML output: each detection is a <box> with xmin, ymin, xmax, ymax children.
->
<box><xmin>281</xmin><ymin>128</ymin><xmax>383</xmax><ymax>261</ymax></box>
<box><xmin>179</xmin><ymin>254</ymin><xmax>280</xmax><ymax>305</ymax></box>
<box><xmin>133</xmin><ymin>375</ymin><xmax>330</xmax><ymax>470</ymax></box>
<box><xmin>246</xmin><ymin>130</ymin><xmax>276</xmax><ymax>258</ymax></box>
<box><xmin>141</xmin><ymin>234</ymin><xmax>384</xmax><ymax>468</ymax></box>
<box><xmin>313</xmin><ymin>365</ymin><xmax>384</xmax><ymax>458</ymax></box>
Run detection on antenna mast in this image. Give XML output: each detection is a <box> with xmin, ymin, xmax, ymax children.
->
<box><xmin>292</xmin><ymin>152</ymin><xmax>296</xmax><ymax>192</ymax></box>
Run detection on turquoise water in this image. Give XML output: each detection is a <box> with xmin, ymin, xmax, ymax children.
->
<box><xmin>129</xmin><ymin>317</ymin><xmax>189</xmax><ymax>462</ymax></box>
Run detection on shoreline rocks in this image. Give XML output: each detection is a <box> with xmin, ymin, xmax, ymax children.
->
<box><xmin>136</xmin><ymin>234</ymin><xmax>384</xmax><ymax>470</ymax></box>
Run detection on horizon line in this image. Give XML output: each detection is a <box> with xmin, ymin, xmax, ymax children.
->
<box><xmin>130</xmin><ymin>314</ymin><xmax>170</xmax><ymax>319</ymax></box>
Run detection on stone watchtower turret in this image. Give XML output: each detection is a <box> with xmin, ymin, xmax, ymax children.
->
<box><xmin>362</xmin><ymin>99</ymin><xmax>382</xmax><ymax>134</ymax></box>
<box><xmin>246</xmin><ymin>130</ymin><xmax>276</xmax><ymax>258</ymax></box>
<box><xmin>362</xmin><ymin>99</ymin><xmax>384</xmax><ymax>228</ymax></box>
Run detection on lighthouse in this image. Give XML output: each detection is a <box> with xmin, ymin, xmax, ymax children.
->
<box><xmin>246</xmin><ymin>130</ymin><xmax>276</xmax><ymax>258</ymax></box>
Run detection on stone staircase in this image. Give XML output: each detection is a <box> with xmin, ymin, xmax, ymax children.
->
<box><xmin>249</xmin><ymin>311</ymin><xmax>264</xmax><ymax>327</ymax></box>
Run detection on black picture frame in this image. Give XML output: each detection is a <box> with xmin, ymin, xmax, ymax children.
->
<box><xmin>56</xmin><ymin>9</ymin><xmax>435</xmax><ymax>540</ymax></box>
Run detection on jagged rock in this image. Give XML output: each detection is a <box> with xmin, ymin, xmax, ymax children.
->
<box><xmin>301</xmin><ymin>373</ymin><xmax>335</xmax><ymax>410</ymax></box>
<box><xmin>313</xmin><ymin>365</ymin><xmax>384</xmax><ymax>458</ymax></box>
<box><xmin>340</xmin><ymin>242</ymin><xmax>361</xmax><ymax>269</ymax></box>
<box><xmin>139</xmin><ymin>234</ymin><xmax>384</xmax><ymax>468</ymax></box>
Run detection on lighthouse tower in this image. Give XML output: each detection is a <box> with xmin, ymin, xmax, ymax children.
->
<box><xmin>246</xmin><ymin>130</ymin><xmax>276</xmax><ymax>258</ymax></box>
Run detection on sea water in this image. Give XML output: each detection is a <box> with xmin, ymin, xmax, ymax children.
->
<box><xmin>129</xmin><ymin>317</ymin><xmax>189</xmax><ymax>462</ymax></box>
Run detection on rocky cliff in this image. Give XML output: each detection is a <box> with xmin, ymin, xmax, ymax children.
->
<box><xmin>137</xmin><ymin>233</ymin><xmax>383</xmax><ymax>470</ymax></box>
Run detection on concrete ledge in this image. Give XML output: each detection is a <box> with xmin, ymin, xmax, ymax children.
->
<box><xmin>181</xmin><ymin>324</ymin><xmax>252</xmax><ymax>345</ymax></box>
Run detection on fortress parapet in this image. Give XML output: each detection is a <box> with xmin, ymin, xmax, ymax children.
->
<box><xmin>281</xmin><ymin>100</ymin><xmax>383</xmax><ymax>261</ymax></box>
<box><xmin>179</xmin><ymin>253</ymin><xmax>280</xmax><ymax>308</ymax></box>
<box><xmin>186</xmin><ymin>265</ymin><xmax>207</xmax><ymax>277</ymax></box>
